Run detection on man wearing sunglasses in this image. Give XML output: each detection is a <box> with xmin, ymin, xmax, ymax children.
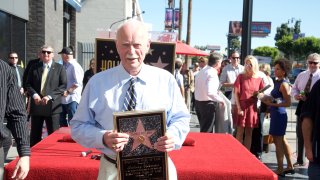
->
<box><xmin>25</xmin><ymin>45</ymin><xmax>67</xmax><ymax>147</ymax></box>
<box><xmin>8</xmin><ymin>52</ymin><xmax>24</xmax><ymax>95</ymax></box>
<box><xmin>220</xmin><ymin>51</ymin><xmax>244</xmax><ymax>100</ymax></box>
<box><xmin>292</xmin><ymin>53</ymin><xmax>320</xmax><ymax>167</ymax></box>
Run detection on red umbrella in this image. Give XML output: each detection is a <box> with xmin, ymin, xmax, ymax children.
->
<box><xmin>175</xmin><ymin>41</ymin><xmax>209</xmax><ymax>56</ymax></box>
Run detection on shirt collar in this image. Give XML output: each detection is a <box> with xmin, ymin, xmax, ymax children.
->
<box><xmin>118</xmin><ymin>63</ymin><xmax>147</xmax><ymax>85</ymax></box>
<box><xmin>43</xmin><ymin>60</ymin><xmax>53</xmax><ymax>68</ymax></box>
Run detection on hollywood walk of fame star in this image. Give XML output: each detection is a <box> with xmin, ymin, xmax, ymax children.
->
<box><xmin>128</xmin><ymin>119</ymin><xmax>156</xmax><ymax>152</ymax></box>
<box><xmin>147</xmin><ymin>48</ymin><xmax>154</xmax><ymax>55</ymax></box>
<box><xmin>150</xmin><ymin>56</ymin><xmax>169</xmax><ymax>69</ymax></box>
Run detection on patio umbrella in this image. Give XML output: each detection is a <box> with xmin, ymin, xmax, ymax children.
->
<box><xmin>175</xmin><ymin>41</ymin><xmax>209</xmax><ymax>56</ymax></box>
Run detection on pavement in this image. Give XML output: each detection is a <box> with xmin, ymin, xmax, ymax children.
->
<box><xmin>5</xmin><ymin>99</ymin><xmax>309</xmax><ymax>179</ymax></box>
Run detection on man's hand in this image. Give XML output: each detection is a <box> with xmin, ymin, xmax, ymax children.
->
<box><xmin>154</xmin><ymin>134</ymin><xmax>175</xmax><ymax>152</ymax></box>
<box><xmin>11</xmin><ymin>156</ymin><xmax>29</xmax><ymax>180</ymax></box>
<box><xmin>20</xmin><ymin>88</ymin><xmax>24</xmax><ymax>95</ymax></box>
<box><xmin>103</xmin><ymin>131</ymin><xmax>129</xmax><ymax>152</ymax></box>
<box><xmin>63</xmin><ymin>91</ymin><xmax>68</xmax><ymax>97</ymax></box>
<box><xmin>294</xmin><ymin>94</ymin><xmax>306</xmax><ymax>101</ymax></box>
<box><xmin>33</xmin><ymin>95</ymin><xmax>41</xmax><ymax>105</ymax></box>
<box><xmin>41</xmin><ymin>96</ymin><xmax>50</xmax><ymax>105</ymax></box>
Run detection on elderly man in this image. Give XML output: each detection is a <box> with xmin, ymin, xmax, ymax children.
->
<box><xmin>301</xmin><ymin>67</ymin><xmax>320</xmax><ymax>179</ymax></box>
<box><xmin>292</xmin><ymin>53</ymin><xmax>320</xmax><ymax>167</ymax></box>
<box><xmin>58</xmin><ymin>47</ymin><xmax>84</xmax><ymax>127</ymax></box>
<box><xmin>70</xmin><ymin>20</ymin><xmax>190</xmax><ymax>180</ymax></box>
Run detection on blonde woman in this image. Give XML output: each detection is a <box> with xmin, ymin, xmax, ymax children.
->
<box><xmin>234</xmin><ymin>55</ymin><xmax>264</xmax><ymax>150</ymax></box>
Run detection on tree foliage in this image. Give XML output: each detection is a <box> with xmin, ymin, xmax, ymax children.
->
<box><xmin>229</xmin><ymin>36</ymin><xmax>241</xmax><ymax>52</ymax></box>
<box><xmin>274</xmin><ymin>23</ymin><xmax>293</xmax><ymax>42</ymax></box>
<box><xmin>292</xmin><ymin>36</ymin><xmax>320</xmax><ymax>60</ymax></box>
<box><xmin>252</xmin><ymin>46</ymin><xmax>280</xmax><ymax>61</ymax></box>
<box><xmin>275</xmin><ymin>35</ymin><xmax>294</xmax><ymax>58</ymax></box>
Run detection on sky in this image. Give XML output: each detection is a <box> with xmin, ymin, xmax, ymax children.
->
<box><xmin>139</xmin><ymin>0</ymin><xmax>320</xmax><ymax>53</ymax></box>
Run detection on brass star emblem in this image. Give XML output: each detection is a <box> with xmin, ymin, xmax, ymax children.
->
<box><xmin>127</xmin><ymin>119</ymin><xmax>156</xmax><ymax>151</ymax></box>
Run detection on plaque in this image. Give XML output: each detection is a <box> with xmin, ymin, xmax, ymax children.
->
<box><xmin>113</xmin><ymin>110</ymin><xmax>168</xmax><ymax>180</ymax></box>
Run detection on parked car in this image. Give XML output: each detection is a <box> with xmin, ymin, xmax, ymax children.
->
<box><xmin>289</xmin><ymin>68</ymin><xmax>306</xmax><ymax>83</ymax></box>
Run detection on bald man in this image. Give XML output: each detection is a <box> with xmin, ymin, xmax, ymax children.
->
<box><xmin>70</xmin><ymin>20</ymin><xmax>190</xmax><ymax>179</ymax></box>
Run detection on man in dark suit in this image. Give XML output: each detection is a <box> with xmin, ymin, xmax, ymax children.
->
<box><xmin>25</xmin><ymin>45</ymin><xmax>67</xmax><ymax>147</ymax></box>
<box><xmin>8</xmin><ymin>52</ymin><xmax>24</xmax><ymax>94</ymax></box>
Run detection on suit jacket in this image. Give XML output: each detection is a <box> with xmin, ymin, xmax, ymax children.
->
<box><xmin>12</xmin><ymin>65</ymin><xmax>24</xmax><ymax>88</ymax></box>
<box><xmin>23</xmin><ymin>58</ymin><xmax>40</xmax><ymax>90</ymax></box>
<box><xmin>26</xmin><ymin>61</ymin><xmax>67</xmax><ymax>115</ymax></box>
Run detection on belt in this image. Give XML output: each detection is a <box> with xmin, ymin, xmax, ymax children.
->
<box><xmin>103</xmin><ymin>154</ymin><xmax>117</xmax><ymax>168</ymax></box>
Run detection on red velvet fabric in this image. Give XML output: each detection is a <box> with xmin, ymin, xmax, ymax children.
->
<box><xmin>5</xmin><ymin>128</ymin><xmax>276</xmax><ymax>180</ymax></box>
<box><xmin>170</xmin><ymin>133</ymin><xmax>277</xmax><ymax>180</ymax></box>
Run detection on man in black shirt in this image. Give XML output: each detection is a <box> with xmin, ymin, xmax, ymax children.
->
<box><xmin>0</xmin><ymin>59</ymin><xmax>30</xmax><ymax>179</ymax></box>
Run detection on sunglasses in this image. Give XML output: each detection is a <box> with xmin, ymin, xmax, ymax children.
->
<box><xmin>308</xmin><ymin>61</ymin><xmax>319</xmax><ymax>65</ymax></box>
<box><xmin>232</xmin><ymin>57</ymin><xmax>240</xmax><ymax>60</ymax></box>
<box><xmin>9</xmin><ymin>57</ymin><xmax>18</xmax><ymax>59</ymax></box>
<box><xmin>42</xmin><ymin>51</ymin><xmax>52</xmax><ymax>54</ymax></box>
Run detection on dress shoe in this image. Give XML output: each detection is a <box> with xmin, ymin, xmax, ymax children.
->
<box><xmin>273</xmin><ymin>169</ymin><xmax>285</xmax><ymax>177</ymax></box>
<box><xmin>283</xmin><ymin>168</ymin><xmax>295</xmax><ymax>175</ymax></box>
<box><xmin>293</xmin><ymin>162</ymin><xmax>305</xmax><ymax>167</ymax></box>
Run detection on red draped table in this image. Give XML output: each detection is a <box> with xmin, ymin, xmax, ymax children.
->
<box><xmin>5</xmin><ymin>128</ymin><xmax>276</xmax><ymax>180</ymax></box>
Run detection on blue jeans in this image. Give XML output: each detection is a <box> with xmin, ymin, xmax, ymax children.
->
<box><xmin>309</xmin><ymin>162</ymin><xmax>320</xmax><ymax>180</ymax></box>
<box><xmin>60</xmin><ymin>101</ymin><xmax>78</xmax><ymax>127</ymax></box>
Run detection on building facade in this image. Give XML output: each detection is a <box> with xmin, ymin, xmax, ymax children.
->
<box><xmin>0</xmin><ymin>0</ymin><xmax>80</xmax><ymax>65</ymax></box>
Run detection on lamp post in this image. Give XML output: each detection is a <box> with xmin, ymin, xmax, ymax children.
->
<box><xmin>108</xmin><ymin>11</ymin><xmax>145</xmax><ymax>38</ymax></box>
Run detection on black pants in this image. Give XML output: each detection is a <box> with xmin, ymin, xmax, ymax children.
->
<box><xmin>296</xmin><ymin>116</ymin><xmax>306</xmax><ymax>164</ymax></box>
<box><xmin>195</xmin><ymin>100</ymin><xmax>217</xmax><ymax>133</ymax></box>
<box><xmin>251</xmin><ymin>112</ymin><xmax>263</xmax><ymax>156</ymax></box>
<box><xmin>30</xmin><ymin>114</ymin><xmax>60</xmax><ymax>147</ymax></box>
<box><xmin>224</xmin><ymin>91</ymin><xmax>232</xmax><ymax>100</ymax></box>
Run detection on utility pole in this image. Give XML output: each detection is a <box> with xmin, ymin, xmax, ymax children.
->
<box><xmin>240</xmin><ymin>0</ymin><xmax>253</xmax><ymax>65</ymax></box>
<box><xmin>178</xmin><ymin>0</ymin><xmax>183</xmax><ymax>41</ymax></box>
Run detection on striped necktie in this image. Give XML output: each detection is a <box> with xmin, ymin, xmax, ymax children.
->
<box><xmin>123</xmin><ymin>78</ymin><xmax>137</xmax><ymax>111</ymax></box>
<box><xmin>41</xmin><ymin>64</ymin><xmax>49</xmax><ymax>96</ymax></box>
<box><xmin>304</xmin><ymin>73</ymin><xmax>313</xmax><ymax>95</ymax></box>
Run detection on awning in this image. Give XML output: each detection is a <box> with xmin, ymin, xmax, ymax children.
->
<box><xmin>66</xmin><ymin>0</ymin><xmax>81</xmax><ymax>12</ymax></box>
<box><xmin>175</xmin><ymin>41</ymin><xmax>209</xmax><ymax>56</ymax></box>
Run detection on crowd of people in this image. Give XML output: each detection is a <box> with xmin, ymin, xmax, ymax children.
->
<box><xmin>1</xmin><ymin>19</ymin><xmax>320</xmax><ymax>179</ymax></box>
<box><xmin>187</xmin><ymin>50</ymin><xmax>320</xmax><ymax>178</ymax></box>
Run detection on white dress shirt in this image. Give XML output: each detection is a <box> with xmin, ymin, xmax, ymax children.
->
<box><xmin>291</xmin><ymin>69</ymin><xmax>320</xmax><ymax>97</ymax></box>
<box><xmin>70</xmin><ymin>63</ymin><xmax>190</xmax><ymax>157</ymax></box>
<box><xmin>219</xmin><ymin>63</ymin><xmax>244</xmax><ymax>92</ymax></box>
<box><xmin>195</xmin><ymin>66</ymin><xmax>224</xmax><ymax>103</ymax></box>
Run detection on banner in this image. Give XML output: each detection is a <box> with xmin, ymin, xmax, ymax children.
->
<box><xmin>165</xmin><ymin>8</ymin><xmax>173</xmax><ymax>30</ymax></box>
<box><xmin>95</xmin><ymin>38</ymin><xmax>175</xmax><ymax>74</ymax></box>
<box><xmin>229</xmin><ymin>21</ymin><xmax>271</xmax><ymax>37</ymax></box>
<box><xmin>174</xmin><ymin>8</ymin><xmax>180</xmax><ymax>29</ymax></box>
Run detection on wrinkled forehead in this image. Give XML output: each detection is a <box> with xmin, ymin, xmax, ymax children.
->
<box><xmin>116</xmin><ymin>23</ymin><xmax>148</xmax><ymax>44</ymax></box>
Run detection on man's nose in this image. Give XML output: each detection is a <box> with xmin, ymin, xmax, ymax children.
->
<box><xmin>128</xmin><ymin>45</ymin><xmax>135</xmax><ymax>54</ymax></box>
